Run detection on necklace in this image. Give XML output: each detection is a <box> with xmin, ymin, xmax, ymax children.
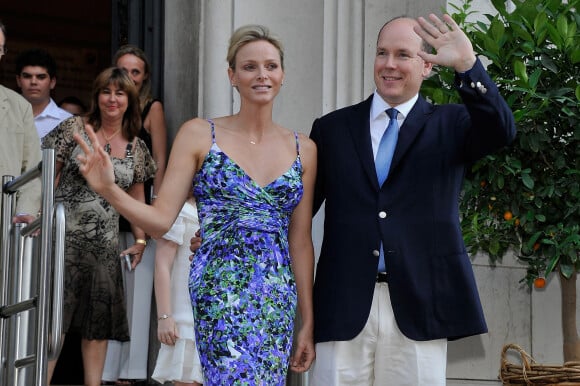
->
<box><xmin>102</xmin><ymin>127</ymin><xmax>122</xmax><ymax>142</ymax></box>
<box><xmin>101</xmin><ymin>128</ymin><xmax>121</xmax><ymax>153</ymax></box>
<box><xmin>248</xmin><ymin>134</ymin><xmax>263</xmax><ymax>145</ymax></box>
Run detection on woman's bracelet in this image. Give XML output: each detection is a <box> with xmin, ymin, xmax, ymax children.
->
<box><xmin>135</xmin><ymin>238</ymin><xmax>147</xmax><ymax>246</ymax></box>
<box><xmin>158</xmin><ymin>314</ymin><xmax>171</xmax><ymax>321</ymax></box>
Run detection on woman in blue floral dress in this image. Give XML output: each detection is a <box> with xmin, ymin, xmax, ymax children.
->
<box><xmin>73</xmin><ymin>25</ymin><xmax>316</xmax><ymax>385</ymax></box>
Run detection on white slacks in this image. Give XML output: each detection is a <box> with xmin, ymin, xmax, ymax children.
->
<box><xmin>309</xmin><ymin>282</ymin><xmax>447</xmax><ymax>386</ymax></box>
<box><xmin>102</xmin><ymin>233</ymin><xmax>156</xmax><ymax>381</ymax></box>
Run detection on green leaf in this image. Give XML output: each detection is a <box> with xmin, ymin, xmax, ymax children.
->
<box><xmin>535</xmin><ymin>214</ymin><xmax>547</xmax><ymax>222</ymax></box>
<box><xmin>556</xmin><ymin>14</ymin><xmax>568</xmax><ymax>41</ymax></box>
<box><xmin>528</xmin><ymin>134</ymin><xmax>540</xmax><ymax>152</ymax></box>
<box><xmin>497</xmin><ymin>174</ymin><xmax>505</xmax><ymax>189</ymax></box>
<box><xmin>529</xmin><ymin>68</ymin><xmax>542</xmax><ymax>89</ymax></box>
<box><xmin>534</xmin><ymin>12</ymin><xmax>548</xmax><ymax>36</ymax></box>
<box><xmin>490</xmin><ymin>18</ymin><xmax>505</xmax><ymax>42</ymax></box>
<box><xmin>560</xmin><ymin>263</ymin><xmax>575</xmax><ymax>279</ymax></box>
<box><xmin>490</xmin><ymin>239</ymin><xmax>500</xmax><ymax>255</ymax></box>
<box><xmin>545</xmin><ymin>255</ymin><xmax>560</xmax><ymax>276</ymax></box>
<box><xmin>546</xmin><ymin>23</ymin><xmax>564</xmax><ymax>49</ymax></box>
<box><xmin>482</xmin><ymin>35</ymin><xmax>500</xmax><ymax>58</ymax></box>
<box><xmin>525</xmin><ymin>231</ymin><xmax>544</xmax><ymax>250</ymax></box>
<box><xmin>540</xmin><ymin>54</ymin><xmax>559</xmax><ymax>73</ymax></box>
<box><xmin>566</xmin><ymin>18</ymin><xmax>578</xmax><ymax>50</ymax></box>
<box><xmin>522</xmin><ymin>174</ymin><xmax>535</xmax><ymax>189</ymax></box>
<box><xmin>512</xmin><ymin>21</ymin><xmax>534</xmax><ymax>42</ymax></box>
<box><xmin>514</xmin><ymin>60</ymin><xmax>528</xmax><ymax>84</ymax></box>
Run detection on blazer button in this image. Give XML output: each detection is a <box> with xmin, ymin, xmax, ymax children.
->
<box><xmin>378</xmin><ymin>211</ymin><xmax>387</xmax><ymax>219</ymax></box>
<box><xmin>372</xmin><ymin>250</ymin><xmax>380</xmax><ymax>257</ymax></box>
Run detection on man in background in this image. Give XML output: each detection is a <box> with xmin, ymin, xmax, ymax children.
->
<box><xmin>58</xmin><ymin>95</ymin><xmax>87</xmax><ymax>116</ymax></box>
<box><xmin>15</xmin><ymin>48</ymin><xmax>71</xmax><ymax>139</ymax></box>
<box><xmin>0</xmin><ymin>20</ymin><xmax>42</xmax><ymax>224</ymax></box>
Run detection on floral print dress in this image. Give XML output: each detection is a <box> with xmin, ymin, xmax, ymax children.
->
<box><xmin>42</xmin><ymin>116</ymin><xmax>156</xmax><ymax>340</ymax></box>
<box><xmin>189</xmin><ymin>120</ymin><xmax>304</xmax><ymax>385</ymax></box>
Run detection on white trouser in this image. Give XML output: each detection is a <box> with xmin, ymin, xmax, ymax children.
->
<box><xmin>102</xmin><ymin>233</ymin><xmax>155</xmax><ymax>381</ymax></box>
<box><xmin>309</xmin><ymin>282</ymin><xmax>447</xmax><ymax>386</ymax></box>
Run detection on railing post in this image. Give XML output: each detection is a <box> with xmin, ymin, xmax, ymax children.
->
<box><xmin>1</xmin><ymin>148</ymin><xmax>61</xmax><ymax>386</ymax></box>
<box><xmin>32</xmin><ymin>149</ymin><xmax>56</xmax><ymax>386</ymax></box>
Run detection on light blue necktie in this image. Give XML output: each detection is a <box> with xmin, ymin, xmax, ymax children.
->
<box><xmin>375</xmin><ymin>108</ymin><xmax>399</xmax><ymax>186</ymax></box>
<box><xmin>375</xmin><ymin>108</ymin><xmax>398</xmax><ymax>272</ymax></box>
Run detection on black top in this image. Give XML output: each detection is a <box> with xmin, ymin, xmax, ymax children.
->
<box><xmin>119</xmin><ymin>99</ymin><xmax>160</xmax><ymax>232</ymax></box>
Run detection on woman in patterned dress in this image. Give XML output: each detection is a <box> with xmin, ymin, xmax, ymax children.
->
<box><xmin>42</xmin><ymin>67</ymin><xmax>156</xmax><ymax>386</ymax></box>
<box><xmin>73</xmin><ymin>25</ymin><xmax>316</xmax><ymax>384</ymax></box>
<box><xmin>103</xmin><ymin>44</ymin><xmax>169</xmax><ymax>386</ymax></box>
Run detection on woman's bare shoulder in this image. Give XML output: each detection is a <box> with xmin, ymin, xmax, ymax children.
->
<box><xmin>148</xmin><ymin>100</ymin><xmax>165</xmax><ymax>113</ymax></box>
<box><xmin>177</xmin><ymin>117</ymin><xmax>212</xmax><ymax>136</ymax></box>
<box><xmin>173</xmin><ymin>118</ymin><xmax>214</xmax><ymax>155</ymax></box>
<box><xmin>295</xmin><ymin>131</ymin><xmax>316</xmax><ymax>153</ymax></box>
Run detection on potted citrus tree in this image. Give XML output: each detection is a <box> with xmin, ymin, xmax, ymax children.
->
<box><xmin>422</xmin><ymin>0</ymin><xmax>580</xmax><ymax>363</ymax></box>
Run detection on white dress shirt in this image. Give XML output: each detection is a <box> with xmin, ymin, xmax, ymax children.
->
<box><xmin>369</xmin><ymin>90</ymin><xmax>418</xmax><ymax>159</ymax></box>
<box><xmin>34</xmin><ymin>98</ymin><xmax>72</xmax><ymax>139</ymax></box>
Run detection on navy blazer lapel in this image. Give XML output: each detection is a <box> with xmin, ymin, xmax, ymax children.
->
<box><xmin>348</xmin><ymin>96</ymin><xmax>379</xmax><ymax>189</ymax></box>
<box><xmin>389</xmin><ymin>96</ymin><xmax>432</xmax><ymax>174</ymax></box>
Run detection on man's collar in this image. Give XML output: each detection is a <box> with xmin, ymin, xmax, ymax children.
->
<box><xmin>370</xmin><ymin>91</ymin><xmax>419</xmax><ymax>120</ymax></box>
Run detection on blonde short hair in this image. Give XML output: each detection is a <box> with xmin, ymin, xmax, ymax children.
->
<box><xmin>227</xmin><ymin>24</ymin><xmax>284</xmax><ymax>70</ymax></box>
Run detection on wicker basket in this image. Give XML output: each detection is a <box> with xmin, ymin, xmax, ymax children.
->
<box><xmin>500</xmin><ymin>343</ymin><xmax>580</xmax><ymax>385</ymax></box>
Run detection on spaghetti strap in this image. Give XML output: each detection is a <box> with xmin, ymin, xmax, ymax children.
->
<box><xmin>207</xmin><ymin>119</ymin><xmax>216</xmax><ymax>144</ymax></box>
<box><xmin>294</xmin><ymin>131</ymin><xmax>300</xmax><ymax>156</ymax></box>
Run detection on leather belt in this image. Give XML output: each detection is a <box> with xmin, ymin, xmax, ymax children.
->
<box><xmin>376</xmin><ymin>272</ymin><xmax>388</xmax><ymax>283</ymax></box>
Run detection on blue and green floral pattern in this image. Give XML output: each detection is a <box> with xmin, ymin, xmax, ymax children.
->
<box><xmin>189</xmin><ymin>120</ymin><xmax>303</xmax><ymax>385</ymax></box>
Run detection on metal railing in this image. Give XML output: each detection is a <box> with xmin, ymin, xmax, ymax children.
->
<box><xmin>0</xmin><ymin>149</ymin><xmax>65</xmax><ymax>386</ymax></box>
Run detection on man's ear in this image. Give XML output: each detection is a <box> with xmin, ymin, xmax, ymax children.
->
<box><xmin>422</xmin><ymin>61</ymin><xmax>433</xmax><ymax>78</ymax></box>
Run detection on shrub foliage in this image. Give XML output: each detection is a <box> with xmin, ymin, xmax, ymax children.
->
<box><xmin>422</xmin><ymin>0</ymin><xmax>580</xmax><ymax>286</ymax></box>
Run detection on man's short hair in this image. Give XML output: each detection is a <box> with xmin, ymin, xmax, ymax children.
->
<box><xmin>15</xmin><ymin>48</ymin><xmax>58</xmax><ymax>78</ymax></box>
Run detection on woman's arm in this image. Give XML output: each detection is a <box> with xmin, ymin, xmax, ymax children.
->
<box><xmin>53</xmin><ymin>161</ymin><xmax>63</xmax><ymax>188</ymax></box>
<box><xmin>154</xmin><ymin>237</ymin><xmax>179</xmax><ymax>345</ymax></box>
<box><xmin>124</xmin><ymin>181</ymin><xmax>147</xmax><ymax>268</ymax></box>
<box><xmin>74</xmin><ymin>118</ymin><xmax>212</xmax><ymax>237</ymax></box>
<box><xmin>144</xmin><ymin>101</ymin><xmax>167</xmax><ymax>198</ymax></box>
<box><xmin>288</xmin><ymin>134</ymin><xmax>317</xmax><ymax>373</ymax></box>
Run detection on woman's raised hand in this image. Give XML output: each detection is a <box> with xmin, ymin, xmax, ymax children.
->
<box><xmin>73</xmin><ymin>124</ymin><xmax>116</xmax><ymax>194</ymax></box>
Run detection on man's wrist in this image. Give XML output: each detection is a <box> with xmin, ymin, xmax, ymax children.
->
<box><xmin>456</xmin><ymin>55</ymin><xmax>477</xmax><ymax>74</ymax></box>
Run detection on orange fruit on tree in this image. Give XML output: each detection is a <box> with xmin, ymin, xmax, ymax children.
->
<box><xmin>503</xmin><ymin>211</ymin><xmax>513</xmax><ymax>221</ymax></box>
<box><xmin>534</xmin><ymin>277</ymin><xmax>546</xmax><ymax>289</ymax></box>
<box><xmin>533</xmin><ymin>242</ymin><xmax>540</xmax><ymax>251</ymax></box>
<box><xmin>514</xmin><ymin>218</ymin><xmax>520</xmax><ymax>226</ymax></box>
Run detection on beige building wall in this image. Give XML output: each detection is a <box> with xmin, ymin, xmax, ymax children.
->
<box><xmin>162</xmin><ymin>1</ymin><xmax>573</xmax><ymax>384</ymax></box>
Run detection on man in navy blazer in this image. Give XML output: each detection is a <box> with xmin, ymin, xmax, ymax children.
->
<box><xmin>309</xmin><ymin>14</ymin><xmax>516</xmax><ymax>385</ymax></box>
